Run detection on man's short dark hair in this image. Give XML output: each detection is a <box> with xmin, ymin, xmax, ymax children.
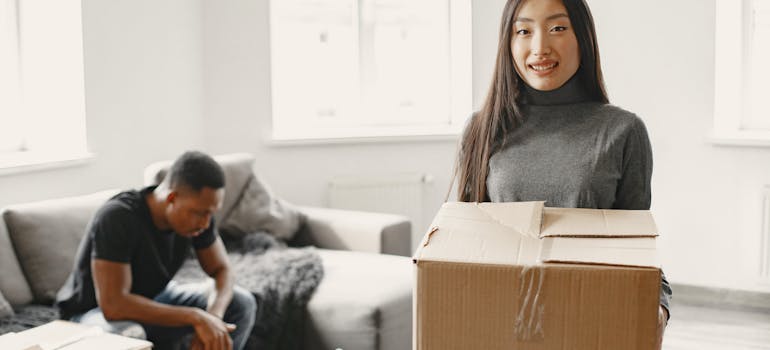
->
<box><xmin>167</xmin><ymin>151</ymin><xmax>225</xmax><ymax>191</ymax></box>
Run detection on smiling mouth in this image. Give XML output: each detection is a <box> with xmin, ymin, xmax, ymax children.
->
<box><xmin>529</xmin><ymin>62</ymin><xmax>559</xmax><ymax>72</ymax></box>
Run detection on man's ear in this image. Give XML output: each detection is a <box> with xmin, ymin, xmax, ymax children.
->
<box><xmin>166</xmin><ymin>190</ymin><xmax>177</xmax><ymax>204</ymax></box>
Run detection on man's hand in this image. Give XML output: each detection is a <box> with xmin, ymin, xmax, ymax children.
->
<box><xmin>655</xmin><ymin>306</ymin><xmax>668</xmax><ymax>350</ymax></box>
<box><xmin>191</xmin><ymin>308</ymin><xmax>237</xmax><ymax>350</ymax></box>
<box><xmin>207</xmin><ymin>302</ymin><xmax>227</xmax><ymax>320</ymax></box>
<box><xmin>190</xmin><ymin>336</ymin><xmax>204</xmax><ymax>350</ymax></box>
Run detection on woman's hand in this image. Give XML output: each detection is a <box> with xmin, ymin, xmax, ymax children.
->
<box><xmin>656</xmin><ymin>306</ymin><xmax>669</xmax><ymax>349</ymax></box>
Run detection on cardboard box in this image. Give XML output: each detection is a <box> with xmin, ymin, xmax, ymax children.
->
<box><xmin>413</xmin><ymin>202</ymin><xmax>661</xmax><ymax>350</ymax></box>
<box><xmin>0</xmin><ymin>320</ymin><xmax>152</xmax><ymax>350</ymax></box>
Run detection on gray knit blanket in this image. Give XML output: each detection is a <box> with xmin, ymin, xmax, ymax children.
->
<box><xmin>175</xmin><ymin>231</ymin><xmax>324</xmax><ymax>350</ymax></box>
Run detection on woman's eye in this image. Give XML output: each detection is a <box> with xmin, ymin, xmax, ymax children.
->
<box><xmin>516</xmin><ymin>29</ymin><xmax>530</xmax><ymax>35</ymax></box>
<box><xmin>551</xmin><ymin>26</ymin><xmax>567</xmax><ymax>32</ymax></box>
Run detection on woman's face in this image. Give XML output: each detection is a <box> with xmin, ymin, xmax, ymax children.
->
<box><xmin>510</xmin><ymin>0</ymin><xmax>580</xmax><ymax>91</ymax></box>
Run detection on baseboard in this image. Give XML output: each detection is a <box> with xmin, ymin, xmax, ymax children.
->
<box><xmin>670</xmin><ymin>283</ymin><xmax>770</xmax><ymax>313</ymax></box>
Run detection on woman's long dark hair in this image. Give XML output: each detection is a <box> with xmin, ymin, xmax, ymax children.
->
<box><xmin>454</xmin><ymin>0</ymin><xmax>609</xmax><ymax>202</ymax></box>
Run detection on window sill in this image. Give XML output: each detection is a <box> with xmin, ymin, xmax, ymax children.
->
<box><xmin>0</xmin><ymin>151</ymin><xmax>95</xmax><ymax>176</ymax></box>
<box><xmin>266</xmin><ymin>129</ymin><xmax>463</xmax><ymax>147</ymax></box>
<box><xmin>707</xmin><ymin>130</ymin><xmax>770</xmax><ymax>148</ymax></box>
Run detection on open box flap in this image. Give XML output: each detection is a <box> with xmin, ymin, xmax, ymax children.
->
<box><xmin>415</xmin><ymin>202</ymin><xmax>660</xmax><ymax>269</ymax></box>
<box><xmin>540</xmin><ymin>207</ymin><xmax>658</xmax><ymax>238</ymax></box>
<box><xmin>539</xmin><ymin>237</ymin><xmax>660</xmax><ymax>268</ymax></box>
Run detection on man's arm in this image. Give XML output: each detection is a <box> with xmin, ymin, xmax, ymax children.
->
<box><xmin>92</xmin><ymin>259</ymin><xmax>235</xmax><ymax>349</ymax></box>
<box><xmin>196</xmin><ymin>236</ymin><xmax>234</xmax><ymax>319</ymax></box>
<box><xmin>93</xmin><ymin>258</ymin><xmax>198</xmax><ymax>325</ymax></box>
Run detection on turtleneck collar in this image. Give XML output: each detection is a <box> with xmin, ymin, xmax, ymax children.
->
<box><xmin>522</xmin><ymin>74</ymin><xmax>592</xmax><ymax>106</ymax></box>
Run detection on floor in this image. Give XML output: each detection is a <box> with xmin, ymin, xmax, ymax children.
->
<box><xmin>663</xmin><ymin>300</ymin><xmax>770</xmax><ymax>349</ymax></box>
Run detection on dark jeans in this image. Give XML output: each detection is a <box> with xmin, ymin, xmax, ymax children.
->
<box><xmin>71</xmin><ymin>281</ymin><xmax>256</xmax><ymax>350</ymax></box>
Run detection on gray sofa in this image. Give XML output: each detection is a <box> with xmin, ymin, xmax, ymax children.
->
<box><xmin>0</xmin><ymin>153</ymin><xmax>414</xmax><ymax>350</ymax></box>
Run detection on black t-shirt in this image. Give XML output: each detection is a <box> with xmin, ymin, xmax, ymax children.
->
<box><xmin>55</xmin><ymin>186</ymin><xmax>217</xmax><ymax>319</ymax></box>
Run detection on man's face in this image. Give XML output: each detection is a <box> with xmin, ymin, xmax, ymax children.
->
<box><xmin>165</xmin><ymin>186</ymin><xmax>224</xmax><ymax>237</ymax></box>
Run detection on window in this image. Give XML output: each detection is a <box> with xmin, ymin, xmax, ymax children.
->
<box><xmin>0</xmin><ymin>0</ymin><xmax>22</xmax><ymax>152</ymax></box>
<box><xmin>746</xmin><ymin>0</ymin><xmax>770</xmax><ymax>130</ymax></box>
<box><xmin>0</xmin><ymin>0</ymin><xmax>89</xmax><ymax>170</ymax></box>
<box><xmin>713</xmin><ymin>0</ymin><xmax>770</xmax><ymax>145</ymax></box>
<box><xmin>269</xmin><ymin>0</ymin><xmax>472</xmax><ymax>141</ymax></box>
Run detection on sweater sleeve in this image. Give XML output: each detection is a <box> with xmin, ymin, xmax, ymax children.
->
<box><xmin>612</xmin><ymin>116</ymin><xmax>653</xmax><ymax>210</ymax></box>
<box><xmin>661</xmin><ymin>271</ymin><xmax>672</xmax><ymax>322</ymax></box>
<box><xmin>612</xmin><ymin>116</ymin><xmax>672</xmax><ymax>320</ymax></box>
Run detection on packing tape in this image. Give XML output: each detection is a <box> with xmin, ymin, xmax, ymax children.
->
<box><xmin>514</xmin><ymin>265</ymin><xmax>545</xmax><ymax>341</ymax></box>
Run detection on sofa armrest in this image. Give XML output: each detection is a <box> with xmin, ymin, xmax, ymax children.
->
<box><xmin>298</xmin><ymin>206</ymin><xmax>412</xmax><ymax>257</ymax></box>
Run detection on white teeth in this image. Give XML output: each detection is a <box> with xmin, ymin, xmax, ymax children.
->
<box><xmin>530</xmin><ymin>63</ymin><xmax>557</xmax><ymax>71</ymax></box>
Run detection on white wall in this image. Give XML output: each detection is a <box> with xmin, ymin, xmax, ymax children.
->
<box><xmin>0</xmin><ymin>0</ymin><xmax>206</xmax><ymax>207</ymax></box>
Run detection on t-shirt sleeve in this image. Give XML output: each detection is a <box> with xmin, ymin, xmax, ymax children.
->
<box><xmin>91</xmin><ymin>206</ymin><xmax>138</xmax><ymax>263</ymax></box>
<box><xmin>192</xmin><ymin>217</ymin><xmax>218</xmax><ymax>250</ymax></box>
<box><xmin>613</xmin><ymin>116</ymin><xmax>653</xmax><ymax>210</ymax></box>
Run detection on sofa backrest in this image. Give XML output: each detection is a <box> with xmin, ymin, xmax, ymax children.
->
<box><xmin>2</xmin><ymin>190</ymin><xmax>119</xmax><ymax>304</ymax></box>
<box><xmin>0</xmin><ymin>216</ymin><xmax>34</xmax><ymax>305</ymax></box>
<box><xmin>143</xmin><ymin>153</ymin><xmax>257</xmax><ymax>224</ymax></box>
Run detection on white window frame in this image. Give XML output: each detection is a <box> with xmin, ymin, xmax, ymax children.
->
<box><xmin>268</xmin><ymin>0</ymin><xmax>472</xmax><ymax>143</ymax></box>
<box><xmin>0</xmin><ymin>0</ymin><xmax>23</xmax><ymax>153</ymax></box>
<box><xmin>0</xmin><ymin>0</ymin><xmax>91</xmax><ymax>174</ymax></box>
<box><xmin>712</xmin><ymin>0</ymin><xmax>770</xmax><ymax>146</ymax></box>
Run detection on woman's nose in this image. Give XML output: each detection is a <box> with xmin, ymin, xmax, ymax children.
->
<box><xmin>531</xmin><ymin>31</ymin><xmax>552</xmax><ymax>56</ymax></box>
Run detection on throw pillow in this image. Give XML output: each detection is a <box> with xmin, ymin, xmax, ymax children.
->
<box><xmin>219</xmin><ymin>173</ymin><xmax>305</xmax><ymax>241</ymax></box>
<box><xmin>2</xmin><ymin>190</ymin><xmax>119</xmax><ymax>303</ymax></box>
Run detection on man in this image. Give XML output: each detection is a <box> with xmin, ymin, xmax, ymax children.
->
<box><xmin>56</xmin><ymin>151</ymin><xmax>256</xmax><ymax>350</ymax></box>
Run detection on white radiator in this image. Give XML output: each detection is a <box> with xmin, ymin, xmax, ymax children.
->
<box><xmin>328</xmin><ymin>173</ymin><xmax>434</xmax><ymax>250</ymax></box>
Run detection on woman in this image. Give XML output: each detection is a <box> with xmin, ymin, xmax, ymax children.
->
<box><xmin>454</xmin><ymin>0</ymin><xmax>672</xmax><ymax>345</ymax></box>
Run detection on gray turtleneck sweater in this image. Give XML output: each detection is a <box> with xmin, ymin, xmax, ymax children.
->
<box><xmin>485</xmin><ymin>76</ymin><xmax>672</xmax><ymax>316</ymax></box>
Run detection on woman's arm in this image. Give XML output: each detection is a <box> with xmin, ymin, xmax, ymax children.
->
<box><xmin>613</xmin><ymin>116</ymin><xmax>653</xmax><ymax>210</ymax></box>
<box><xmin>613</xmin><ymin>116</ymin><xmax>672</xmax><ymax>339</ymax></box>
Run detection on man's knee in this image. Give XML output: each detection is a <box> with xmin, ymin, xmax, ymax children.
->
<box><xmin>227</xmin><ymin>286</ymin><xmax>257</xmax><ymax>321</ymax></box>
<box><xmin>73</xmin><ymin>308</ymin><xmax>147</xmax><ymax>340</ymax></box>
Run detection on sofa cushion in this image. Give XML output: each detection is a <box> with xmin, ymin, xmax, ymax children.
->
<box><xmin>220</xmin><ymin>173</ymin><xmax>305</xmax><ymax>241</ymax></box>
<box><xmin>304</xmin><ymin>249</ymin><xmax>412</xmax><ymax>350</ymax></box>
<box><xmin>3</xmin><ymin>190</ymin><xmax>119</xmax><ymax>303</ymax></box>
<box><xmin>0</xmin><ymin>290</ymin><xmax>12</xmax><ymax>319</ymax></box>
<box><xmin>0</xmin><ymin>218</ymin><xmax>34</xmax><ymax>305</ymax></box>
<box><xmin>144</xmin><ymin>153</ymin><xmax>256</xmax><ymax>224</ymax></box>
